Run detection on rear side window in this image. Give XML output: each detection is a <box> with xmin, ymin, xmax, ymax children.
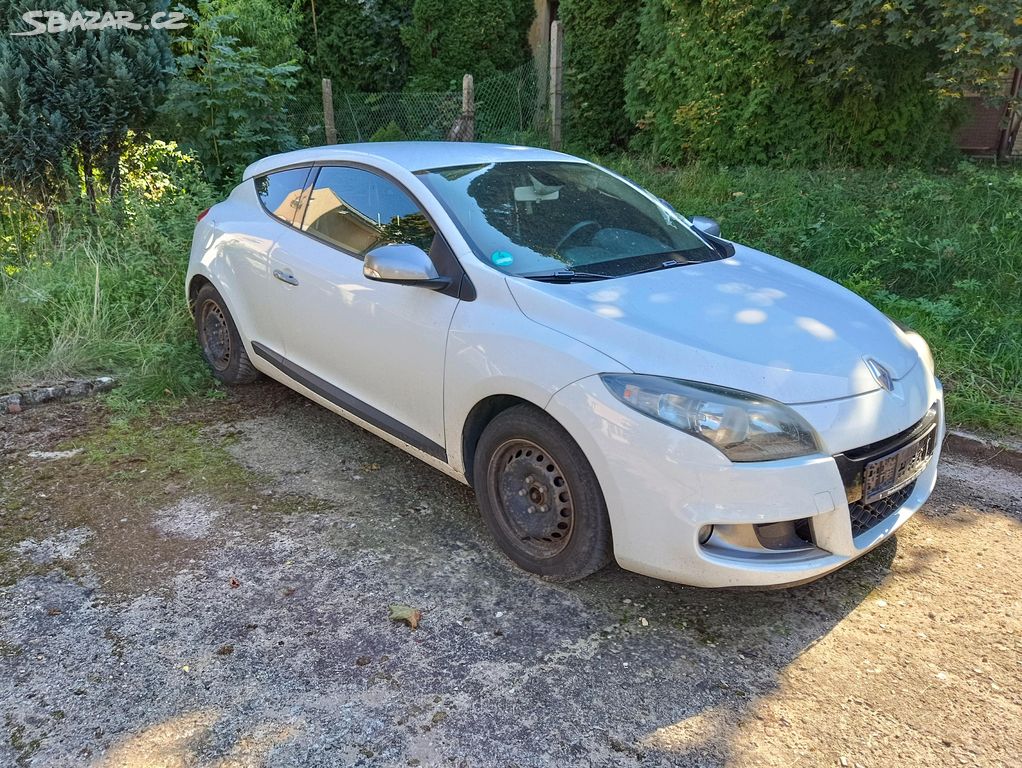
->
<box><xmin>300</xmin><ymin>166</ymin><xmax>435</xmax><ymax>257</ymax></box>
<box><xmin>255</xmin><ymin>167</ymin><xmax>311</xmax><ymax>226</ymax></box>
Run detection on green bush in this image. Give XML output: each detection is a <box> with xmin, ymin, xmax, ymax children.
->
<box><xmin>158</xmin><ymin>2</ymin><xmax>301</xmax><ymax>184</ymax></box>
<box><xmin>402</xmin><ymin>0</ymin><xmax>534</xmax><ymax>90</ymax></box>
<box><xmin>0</xmin><ymin>142</ymin><xmax>218</xmax><ymax>400</ymax></box>
<box><xmin>560</xmin><ymin>0</ymin><xmax>640</xmax><ymax>152</ymax></box>
<box><xmin>369</xmin><ymin>120</ymin><xmax>407</xmax><ymax>142</ymax></box>
<box><xmin>601</xmin><ymin>156</ymin><xmax>1022</xmax><ymax>431</ymax></box>
<box><xmin>211</xmin><ymin>0</ymin><xmax>304</xmax><ymax>71</ymax></box>
<box><xmin>775</xmin><ymin>2</ymin><xmax>1022</xmax><ymax>109</ymax></box>
<box><xmin>0</xmin><ymin>0</ymin><xmax>172</xmax><ymax>199</ymax></box>
<box><xmin>623</xmin><ymin>1</ymin><xmax>964</xmax><ymax>166</ymax></box>
<box><xmin>300</xmin><ymin>0</ymin><xmax>411</xmax><ymax>93</ymax></box>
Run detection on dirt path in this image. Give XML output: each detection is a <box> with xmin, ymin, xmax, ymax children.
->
<box><xmin>1</xmin><ymin>383</ymin><xmax>1020</xmax><ymax>767</ymax></box>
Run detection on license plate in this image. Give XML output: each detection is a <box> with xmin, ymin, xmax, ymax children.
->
<box><xmin>862</xmin><ymin>427</ymin><xmax>937</xmax><ymax>504</ymax></box>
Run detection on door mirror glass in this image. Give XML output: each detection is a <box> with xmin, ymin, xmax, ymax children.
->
<box><xmin>364</xmin><ymin>243</ymin><xmax>449</xmax><ymax>289</ymax></box>
<box><xmin>690</xmin><ymin>215</ymin><xmax>721</xmax><ymax>237</ymax></box>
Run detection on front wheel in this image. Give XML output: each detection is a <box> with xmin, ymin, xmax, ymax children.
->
<box><xmin>473</xmin><ymin>405</ymin><xmax>613</xmax><ymax>581</ymax></box>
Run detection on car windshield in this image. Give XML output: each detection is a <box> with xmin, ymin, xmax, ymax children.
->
<box><xmin>416</xmin><ymin>160</ymin><xmax>722</xmax><ymax>279</ymax></box>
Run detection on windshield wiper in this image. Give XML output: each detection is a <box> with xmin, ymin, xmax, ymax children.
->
<box><xmin>623</xmin><ymin>253</ymin><xmax>700</xmax><ymax>276</ymax></box>
<box><xmin>521</xmin><ymin>269</ymin><xmax>609</xmax><ymax>283</ymax></box>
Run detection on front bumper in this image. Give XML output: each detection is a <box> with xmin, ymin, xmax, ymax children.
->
<box><xmin>545</xmin><ymin>372</ymin><xmax>944</xmax><ymax>588</ymax></box>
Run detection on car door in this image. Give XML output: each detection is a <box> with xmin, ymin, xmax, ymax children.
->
<box><xmin>222</xmin><ymin>166</ymin><xmax>310</xmax><ymax>351</ymax></box>
<box><xmin>264</xmin><ymin>164</ymin><xmax>460</xmax><ymax>457</ymax></box>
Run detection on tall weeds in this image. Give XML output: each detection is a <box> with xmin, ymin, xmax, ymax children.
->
<box><xmin>0</xmin><ymin>155</ymin><xmax>217</xmax><ymax>401</ymax></box>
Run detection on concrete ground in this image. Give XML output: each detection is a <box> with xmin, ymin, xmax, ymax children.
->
<box><xmin>1</xmin><ymin>382</ymin><xmax>1020</xmax><ymax>767</ymax></box>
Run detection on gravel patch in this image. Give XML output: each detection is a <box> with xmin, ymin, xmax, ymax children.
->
<box><xmin>1</xmin><ymin>384</ymin><xmax>1019</xmax><ymax>767</ymax></box>
<box><xmin>15</xmin><ymin>528</ymin><xmax>92</xmax><ymax>565</ymax></box>
<box><xmin>151</xmin><ymin>498</ymin><xmax>222</xmax><ymax>539</ymax></box>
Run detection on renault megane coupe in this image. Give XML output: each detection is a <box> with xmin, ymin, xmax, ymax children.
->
<box><xmin>186</xmin><ymin>142</ymin><xmax>943</xmax><ymax>587</ymax></box>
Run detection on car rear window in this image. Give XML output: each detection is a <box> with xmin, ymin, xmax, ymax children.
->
<box><xmin>255</xmin><ymin>167</ymin><xmax>311</xmax><ymax>226</ymax></box>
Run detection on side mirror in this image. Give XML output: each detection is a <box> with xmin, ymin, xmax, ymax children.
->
<box><xmin>690</xmin><ymin>216</ymin><xmax>721</xmax><ymax>238</ymax></box>
<box><xmin>363</xmin><ymin>243</ymin><xmax>450</xmax><ymax>290</ymax></box>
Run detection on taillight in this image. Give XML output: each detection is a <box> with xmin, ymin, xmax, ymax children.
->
<box><xmin>196</xmin><ymin>207</ymin><xmax>211</xmax><ymax>222</ymax></box>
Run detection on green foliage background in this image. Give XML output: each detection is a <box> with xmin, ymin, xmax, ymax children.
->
<box><xmin>299</xmin><ymin>0</ymin><xmax>411</xmax><ymax>93</ymax></box>
<box><xmin>157</xmin><ymin>1</ymin><xmax>302</xmax><ymax>183</ymax></box>
<box><xmin>0</xmin><ymin>143</ymin><xmax>217</xmax><ymax>400</ymax></box>
<box><xmin>402</xmin><ymin>0</ymin><xmax>535</xmax><ymax>90</ymax></box>
<box><xmin>622</xmin><ymin>0</ymin><xmax>963</xmax><ymax>166</ymax></box>
<box><xmin>560</xmin><ymin>0</ymin><xmax>640</xmax><ymax>152</ymax></box>
<box><xmin>0</xmin><ymin>0</ymin><xmax>172</xmax><ymax>197</ymax></box>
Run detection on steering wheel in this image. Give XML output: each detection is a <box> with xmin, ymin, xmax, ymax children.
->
<box><xmin>555</xmin><ymin>220</ymin><xmax>600</xmax><ymax>252</ymax></box>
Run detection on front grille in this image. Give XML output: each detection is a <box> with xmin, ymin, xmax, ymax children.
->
<box><xmin>848</xmin><ymin>481</ymin><xmax>915</xmax><ymax>538</ymax></box>
<box><xmin>833</xmin><ymin>406</ymin><xmax>939</xmax><ymax>502</ymax></box>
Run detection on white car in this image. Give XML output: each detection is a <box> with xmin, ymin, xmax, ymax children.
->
<box><xmin>187</xmin><ymin>142</ymin><xmax>943</xmax><ymax>587</ymax></box>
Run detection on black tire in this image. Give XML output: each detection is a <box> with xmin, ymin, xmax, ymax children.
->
<box><xmin>194</xmin><ymin>284</ymin><xmax>260</xmax><ymax>385</ymax></box>
<box><xmin>473</xmin><ymin>404</ymin><xmax>613</xmax><ymax>581</ymax></box>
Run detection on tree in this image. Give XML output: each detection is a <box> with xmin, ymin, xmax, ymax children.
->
<box><xmin>0</xmin><ymin>0</ymin><xmax>173</xmax><ymax>200</ymax></box>
<box><xmin>771</xmin><ymin>1</ymin><xmax>1022</xmax><ymax>107</ymax></box>
<box><xmin>211</xmin><ymin>0</ymin><xmax>303</xmax><ymax>71</ymax></box>
<box><xmin>158</xmin><ymin>2</ymin><xmax>301</xmax><ymax>184</ymax></box>
<box><xmin>625</xmin><ymin>0</ymin><xmax>1020</xmax><ymax>166</ymax></box>
<box><xmin>560</xmin><ymin>0</ymin><xmax>641</xmax><ymax>151</ymax></box>
<box><xmin>298</xmin><ymin>0</ymin><xmax>411</xmax><ymax>93</ymax></box>
<box><xmin>402</xmin><ymin>0</ymin><xmax>534</xmax><ymax>91</ymax></box>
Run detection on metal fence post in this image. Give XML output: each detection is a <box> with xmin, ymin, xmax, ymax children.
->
<box><xmin>322</xmin><ymin>78</ymin><xmax>337</xmax><ymax>145</ymax></box>
<box><xmin>549</xmin><ymin>20</ymin><xmax>563</xmax><ymax>150</ymax></box>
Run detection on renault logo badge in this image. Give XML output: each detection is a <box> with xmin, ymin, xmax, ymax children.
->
<box><xmin>865</xmin><ymin>358</ymin><xmax>894</xmax><ymax>392</ymax></box>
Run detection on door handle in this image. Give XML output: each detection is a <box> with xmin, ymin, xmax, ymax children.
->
<box><xmin>273</xmin><ymin>269</ymin><xmax>299</xmax><ymax>286</ymax></box>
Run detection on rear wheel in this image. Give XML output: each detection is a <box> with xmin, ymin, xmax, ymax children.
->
<box><xmin>194</xmin><ymin>284</ymin><xmax>259</xmax><ymax>384</ymax></box>
<box><xmin>473</xmin><ymin>404</ymin><xmax>612</xmax><ymax>581</ymax></box>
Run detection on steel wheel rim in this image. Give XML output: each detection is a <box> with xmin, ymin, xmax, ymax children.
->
<box><xmin>200</xmin><ymin>299</ymin><xmax>232</xmax><ymax>372</ymax></box>
<box><xmin>487</xmin><ymin>438</ymin><xmax>575</xmax><ymax>559</ymax></box>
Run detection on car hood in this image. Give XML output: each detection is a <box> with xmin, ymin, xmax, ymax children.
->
<box><xmin>505</xmin><ymin>244</ymin><xmax>919</xmax><ymax>404</ymax></box>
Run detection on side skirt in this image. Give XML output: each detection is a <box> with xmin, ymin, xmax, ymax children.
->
<box><xmin>250</xmin><ymin>341</ymin><xmax>449</xmax><ymax>464</ymax></box>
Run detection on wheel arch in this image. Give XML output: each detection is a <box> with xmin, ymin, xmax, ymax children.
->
<box><xmin>461</xmin><ymin>394</ymin><xmax>538</xmax><ymax>487</ymax></box>
<box><xmin>187</xmin><ymin>274</ymin><xmax>213</xmax><ymax>316</ymax></box>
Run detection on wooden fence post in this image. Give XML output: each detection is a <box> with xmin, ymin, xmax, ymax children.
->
<box><xmin>462</xmin><ymin>74</ymin><xmax>475</xmax><ymax>142</ymax></box>
<box><xmin>549</xmin><ymin>20</ymin><xmax>563</xmax><ymax>150</ymax></box>
<box><xmin>447</xmin><ymin>74</ymin><xmax>475</xmax><ymax>141</ymax></box>
<box><xmin>322</xmin><ymin>78</ymin><xmax>337</xmax><ymax>145</ymax></box>
<box><xmin>997</xmin><ymin>67</ymin><xmax>1021</xmax><ymax>160</ymax></box>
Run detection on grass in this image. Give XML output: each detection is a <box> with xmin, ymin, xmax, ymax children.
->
<box><xmin>1</xmin><ymin>153</ymin><xmax>1019</xmax><ymax>432</ymax></box>
<box><xmin>601</xmin><ymin>157</ymin><xmax>1022</xmax><ymax>433</ymax></box>
<box><xmin>0</xmin><ymin>160</ymin><xmax>218</xmax><ymax>403</ymax></box>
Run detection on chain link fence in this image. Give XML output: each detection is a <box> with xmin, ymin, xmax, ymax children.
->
<box><xmin>475</xmin><ymin>63</ymin><xmax>545</xmax><ymax>143</ymax></box>
<box><xmin>284</xmin><ymin>62</ymin><xmax>547</xmax><ymax>148</ymax></box>
<box><xmin>283</xmin><ymin>96</ymin><xmax>330</xmax><ymax>148</ymax></box>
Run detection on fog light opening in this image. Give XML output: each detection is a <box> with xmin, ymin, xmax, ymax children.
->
<box><xmin>698</xmin><ymin>525</ymin><xmax>714</xmax><ymax>545</ymax></box>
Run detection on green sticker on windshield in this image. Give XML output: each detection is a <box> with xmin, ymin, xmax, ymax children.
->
<box><xmin>491</xmin><ymin>250</ymin><xmax>514</xmax><ymax>267</ymax></box>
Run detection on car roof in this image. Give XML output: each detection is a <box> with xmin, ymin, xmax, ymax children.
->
<box><xmin>242</xmin><ymin>142</ymin><xmax>583</xmax><ymax>180</ymax></box>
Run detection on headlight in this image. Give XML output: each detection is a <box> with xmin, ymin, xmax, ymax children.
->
<box><xmin>600</xmin><ymin>374</ymin><xmax>821</xmax><ymax>462</ymax></box>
